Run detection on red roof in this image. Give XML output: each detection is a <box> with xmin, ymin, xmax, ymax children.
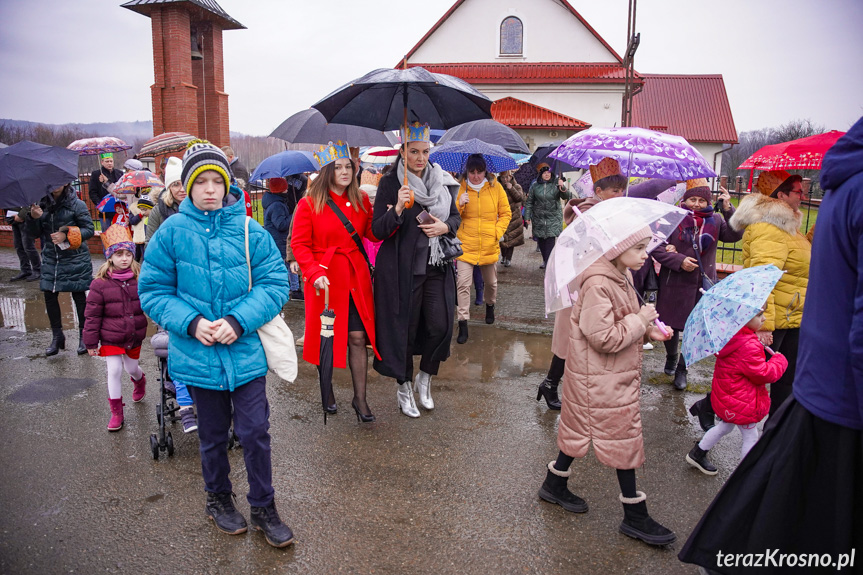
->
<box><xmin>491</xmin><ymin>97</ymin><xmax>590</xmax><ymax>130</ymax></box>
<box><xmin>400</xmin><ymin>0</ymin><xmax>624</xmax><ymax>66</ymax></box>
<box><xmin>631</xmin><ymin>74</ymin><xmax>738</xmax><ymax>144</ymax></box>
<box><xmin>407</xmin><ymin>62</ymin><xmax>638</xmax><ymax>84</ymax></box>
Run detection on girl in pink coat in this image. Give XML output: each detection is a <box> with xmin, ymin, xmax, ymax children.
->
<box><xmin>685</xmin><ymin>307</ymin><xmax>788</xmax><ymax>475</ymax></box>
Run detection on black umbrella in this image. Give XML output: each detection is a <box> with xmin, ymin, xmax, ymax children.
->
<box><xmin>437</xmin><ymin>119</ymin><xmax>530</xmax><ymax>154</ymax></box>
<box><xmin>0</xmin><ymin>140</ymin><xmax>79</xmax><ymax>209</ymax></box>
<box><xmin>270</xmin><ymin>109</ymin><xmax>393</xmax><ymax>147</ymax></box>
<box><xmin>318</xmin><ymin>285</ymin><xmax>337</xmax><ymax>424</ymax></box>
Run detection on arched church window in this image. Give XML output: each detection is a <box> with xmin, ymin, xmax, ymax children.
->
<box><xmin>500</xmin><ymin>16</ymin><xmax>523</xmax><ymax>55</ymax></box>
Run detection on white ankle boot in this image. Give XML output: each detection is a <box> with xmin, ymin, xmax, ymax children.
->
<box><xmin>414</xmin><ymin>371</ymin><xmax>434</xmax><ymax>410</ymax></box>
<box><xmin>397</xmin><ymin>381</ymin><xmax>420</xmax><ymax>418</ymax></box>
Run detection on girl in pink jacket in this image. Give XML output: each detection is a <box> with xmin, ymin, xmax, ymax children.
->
<box><xmin>685</xmin><ymin>307</ymin><xmax>788</xmax><ymax>475</ymax></box>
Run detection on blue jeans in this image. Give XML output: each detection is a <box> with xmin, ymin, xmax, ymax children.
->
<box><xmin>188</xmin><ymin>376</ymin><xmax>273</xmax><ymax>506</ymax></box>
<box><xmin>288</xmin><ymin>270</ymin><xmax>300</xmax><ymax>292</ymax></box>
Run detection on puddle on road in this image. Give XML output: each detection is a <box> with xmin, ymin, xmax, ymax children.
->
<box><xmin>6</xmin><ymin>377</ymin><xmax>98</xmax><ymax>403</ymax></box>
<box><xmin>1</xmin><ymin>293</ymin><xmax>82</xmax><ymax>332</ymax></box>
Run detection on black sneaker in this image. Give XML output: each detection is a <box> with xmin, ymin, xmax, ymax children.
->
<box><xmin>686</xmin><ymin>443</ymin><xmax>718</xmax><ymax>475</ymax></box>
<box><xmin>180</xmin><ymin>407</ymin><xmax>198</xmax><ymax>433</ymax></box>
<box><xmin>205</xmin><ymin>492</ymin><xmax>248</xmax><ymax>535</ymax></box>
<box><xmin>250</xmin><ymin>502</ymin><xmax>294</xmax><ymax>548</ymax></box>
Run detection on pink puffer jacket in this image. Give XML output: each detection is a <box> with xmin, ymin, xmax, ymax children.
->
<box><xmin>710</xmin><ymin>327</ymin><xmax>788</xmax><ymax>425</ymax></box>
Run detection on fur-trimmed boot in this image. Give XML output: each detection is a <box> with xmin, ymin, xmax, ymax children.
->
<box><xmin>537</xmin><ymin>461</ymin><xmax>588</xmax><ymax>513</ymax></box>
<box><xmin>107</xmin><ymin>398</ymin><xmax>124</xmax><ymax>431</ymax></box>
<box><xmin>619</xmin><ymin>492</ymin><xmax>676</xmax><ymax>546</ymax></box>
<box><xmin>131</xmin><ymin>373</ymin><xmax>147</xmax><ymax>402</ymax></box>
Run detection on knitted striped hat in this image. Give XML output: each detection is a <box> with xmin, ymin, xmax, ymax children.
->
<box><xmin>181</xmin><ymin>140</ymin><xmax>232</xmax><ymax>195</ymax></box>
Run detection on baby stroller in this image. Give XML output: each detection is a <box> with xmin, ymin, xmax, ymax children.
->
<box><xmin>150</xmin><ymin>329</ymin><xmax>179</xmax><ymax>459</ymax></box>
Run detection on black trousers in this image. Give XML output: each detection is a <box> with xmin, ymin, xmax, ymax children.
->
<box><xmin>12</xmin><ymin>222</ymin><xmax>40</xmax><ymax>274</ymax></box>
<box><xmin>537</xmin><ymin>237</ymin><xmax>556</xmax><ymax>264</ymax></box>
<box><xmin>768</xmin><ymin>328</ymin><xmax>799</xmax><ymax>417</ymax></box>
<box><xmin>44</xmin><ymin>291</ymin><xmax>86</xmax><ymax>331</ymax></box>
<box><xmin>402</xmin><ymin>265</ymin><xmax>449</xmax><ymax>381</ymax></box>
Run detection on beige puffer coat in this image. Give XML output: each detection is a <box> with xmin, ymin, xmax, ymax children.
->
<box><xmin>557</xmin><ymin>257</ymin><xmax>648</xmax><ymax>470</ymax></box>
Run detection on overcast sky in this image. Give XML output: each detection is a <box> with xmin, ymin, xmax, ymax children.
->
<box><xmin>1</xmin><ymin>0</ymin><xmax>861</xmax><ymax>136</ymax></box>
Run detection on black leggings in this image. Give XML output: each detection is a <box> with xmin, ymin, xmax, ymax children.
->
<box><xmin>537</xmin><ymin>237</ymin><xmax>556</xmax><ymax>264</ymax></box>
<box><xmin>552</xmin><ymin>451</ymin><xmax>638</xmax><ymax>498</ymax></box>
<box><xmin>44</xmin><ymin>291</ymin><xmax>86</xmax><ymax>330</ymax></box>
<box><xmin>546</xmin><ymin>354</ymin><xmax>565</xmax><ymax>383</ymax></box>
<box><xmin>768</xmin><ymin>328</ymin><xmax>799</xmax><ymax>417</ymax></box>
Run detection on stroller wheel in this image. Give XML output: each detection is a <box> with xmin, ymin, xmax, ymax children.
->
<box><xmin>150</xmin><ymin>434</ymin><xmax>159</xmax><ymax>460</ymax></box>
<box><xmin>166</xmin><ymin>432</ymin><xmax>175</xmax><ymax>457</ymax></box>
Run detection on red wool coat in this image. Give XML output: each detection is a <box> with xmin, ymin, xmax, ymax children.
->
<box><xmin>291</xmin><ymin>190</ymin><xmax>379</xmax><ymax>369</ymax></box>
<box><xmin>710</xmin><ymin>327</ymin><xmax>789</xmax><ymax>425</ymax></box>
<box><xmin>83</xmin><ymin>275</ymin><xmax>148</xmax><ymax>350</ymax></box>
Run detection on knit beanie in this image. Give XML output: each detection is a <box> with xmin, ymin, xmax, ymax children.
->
<box><xmin>181</xmin><ymin>140</ymin><xmax>232</xmax><ymax>194</ymax></box>
<box><xmin>604</xmin><ymin>226</ymin><xmax>653</xmax><ymax>261</ymax></box>
<box><xmin>163</xmin><ymin>156</ymin><xmax>183</xmax><ymax>188</ymax></box>
<box><xmin>683</xmin><ymin>178</ymin><xmax>711</xmax><ymax>202</ymax></box>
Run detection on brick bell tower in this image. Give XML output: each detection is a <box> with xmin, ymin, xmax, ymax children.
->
<box><xmin>121</xmin><ymin>0</ymin><xmax>244</xmax><ymax>148</ymax></box>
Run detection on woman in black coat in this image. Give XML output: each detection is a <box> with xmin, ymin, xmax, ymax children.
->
<box><xmin>372</xmin><ymin>126</ymin><xmax>461</xmax><ymax>418</ymax></box>
<box><xmin>28</xmin><ymin>184</ymin><xmax>95</xmax><ymax>356</ymax></box>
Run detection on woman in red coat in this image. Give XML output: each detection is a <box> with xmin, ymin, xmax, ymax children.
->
<box><xmin>291</xmin><ymin>141</ymin><xmax>380</xmax><ymax>422</ymax></box>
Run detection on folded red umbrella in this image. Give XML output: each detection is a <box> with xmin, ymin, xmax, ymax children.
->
<box><xmin>738</xmin><ymin>130</ymin><xmax>846</xmax><ymax>171</ymax></box>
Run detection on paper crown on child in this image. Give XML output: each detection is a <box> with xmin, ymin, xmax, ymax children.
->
<box><xmin>683</xmin><ymin>178</ymin><xmax>712</xmax><ymax>201</ymax></box>
<box><xmin>314</xmin><ymin>140</ymin><xmax>350</xmax><ymax>168</ymax></box>
<box><xmin>101</xmin><ymin>224</ymin><xmax>135</xmax><ymax>259</ymax></box>
<box><xmin>755</xmin><ymin>170</ymin><xmax>791</xmax><ymax>196</ymax></box>
<box><xmin>401</xmin><ymin>121</ymin><xmax>431</xmax><ymax>144</ymax></box>
<box><xmin>589</xmin><ymin>157</ymin><xmax>622</xmax><ymax>184</ymax></box>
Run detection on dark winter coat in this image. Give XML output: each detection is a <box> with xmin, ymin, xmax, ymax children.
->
<box><xmin>371</xmin><ymin>170</ymin><xmax>461</xmax><ymax>380</ymax></box>
<box><xmin>83</xmin><ymin>274</ymin><xmax>148</xmax><ymax>350</ymax></box>
<box><xmin>499</xmin><ymin>178</ymin><xmax>525</xmax><ymax>249</ymax></box>
<box><xmin>652</xmin><ymin>205</ymin><xmax>742</xmax><ymax>330</ymax></box>
<box><xmin>794</xmin><ymin>117</ymin><xmax>863</xmax><ymax>430</ymax></box>
<box><xmin>88</xmin><ymin>166</ymin><xmax>123</xmax><ymax>206</ymax></box>
<box><xmin>27</xmin><ymin>186</ymin><xmax>95</xmax><ymax>293</ymax></box>
<box><xmin>262</xmin><ymin>191</ymin><xmax>292</xmax><ymax>260</ymax></box>
<box><xmin>711</xmin><ymin>327</ymin><xmax>788</xmax><ymax>425</ymax></box>
<box><xmin>524</xmin><ymin>180</ymin><xmax>571</xmax><ymax>238</ymax></box>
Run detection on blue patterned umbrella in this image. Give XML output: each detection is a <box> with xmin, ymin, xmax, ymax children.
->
<box><xmin>429</xmin><ymin>139</ymin><xmax>518</xmax><ymax>174</ymax></box>
<box><xmin>682</xmin><ymin>265</ymin><xmax>785</xmax><ymax>366</ymax></box>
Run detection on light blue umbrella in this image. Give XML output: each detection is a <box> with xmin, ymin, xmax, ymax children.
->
<box><xmin>429</xmin><ymin>139</ymin><xmax>518</xmax><ymax>174</ymax></box>
<box><xmin>250</xmin><ymin>150</ymin><xmax>320</xmax><ymax>183</ymax></box>
<box><xmin>682</xmin><ymin>265</ymin><xmax>785</xmax><ymax>366</ymax></box>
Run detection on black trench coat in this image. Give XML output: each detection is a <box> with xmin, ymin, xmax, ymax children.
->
<box><xmin>371</xmin><ymin>170</ymin><xmax>461</xmax><ymax>380</ymax></box>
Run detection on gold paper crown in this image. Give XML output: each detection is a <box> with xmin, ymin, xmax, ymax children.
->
<box><xmin>401</xmin><ymin>121</ymin><xmax>430</xmax><ymax>144</ymax></box>
<box><xmin>755</xmin><ymin>170</ymin><xmax>791</xmax><ymax>196</ymax></box>
<box><xmin>589</xmin><ymin>157</ymin><xmax>622</xmax><ymax>184</ymax></box>
<box><xmin>101</xmin><ymin>224</ymin><xmax>133</xmax><ymax>251</ymax></box>
<box><xmin>686</xmin><ymin>178</ymin><xmax>709</xmax><ymax>191</ymax></box>
<box><xmin>314</xmin><ymin>140</ymin><xmax>350</xmax><ymax>167</ymax></box>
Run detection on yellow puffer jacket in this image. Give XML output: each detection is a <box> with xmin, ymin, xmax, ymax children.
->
<box><xmin>456</xmin><ymin>179</ymin><xmax>511</xmax><ymax>266</ymax></box>
<box><xmin>729</xmin><ymin>193</ymin><xmax>811</xmax><ymax>331</ymax></box>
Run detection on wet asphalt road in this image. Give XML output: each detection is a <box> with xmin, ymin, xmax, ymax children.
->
<box><xmin>0</xmin><ymin>261</ymin><xmax>737</xmax><ymax>575</ymax></box>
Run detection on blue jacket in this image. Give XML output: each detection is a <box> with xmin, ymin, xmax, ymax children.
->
<box><xmin>793</xmin><ymin>117</ymin><xmax>863</xmax><ymax>429</ymax></box>
<box><xmin>139</xmin><ymin>186</ymin><xmax>290</xmax><ymax>391</ymax></box>
<box><xmin>262</xmin><ymin>191</ymin><xmax>291</xmax><ymax>260</ymax></box>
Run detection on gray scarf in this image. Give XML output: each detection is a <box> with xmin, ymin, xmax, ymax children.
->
<box><xmin>397</xmin><ymin>160</ymin><xmax>454</xmax><ymax>266</ymax></box>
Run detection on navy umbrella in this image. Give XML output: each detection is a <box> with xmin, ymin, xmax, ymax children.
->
<box><xmin>270</xmin><ymin>108</ymin><xmax>393</xmax><ymax>147</ymax></box>
<box><xmin>437</xmin><ymin>119</ymin><xmax>530</xmax><ymax>154</ymax></box>
<box><xmin>249</xmin><ymin>150</ymin><xmax>320</xmax><ymax>184</ymax></box>
<box><xmin>529</xmin><ymin>140</ymin><xmax>577</xmax><ymax>172</ymax></box>
<box><xmin>430</xmin><ymin>139</ymin><xmax>519</xmax><ymax>174</ymax></box>
<box><xmin>0</xmin><ymin>140</ymin><xmax>79</xmax><ymax>209</ymax></box>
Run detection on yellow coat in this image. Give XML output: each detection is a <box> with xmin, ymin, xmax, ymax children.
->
<box><xmin>456</xmin><ymin>179</ymin><xmax>511</xmax><ymax>266</ymax></box>
<box><xmin>729</xmin><ymin>193</ymin><xmax>811</xmax><ymax>331</ymax></box>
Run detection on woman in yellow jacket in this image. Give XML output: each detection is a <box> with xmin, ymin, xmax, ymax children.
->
<box><xmin>728</xmin><ymin>170</ymin><xmax>811</xmax><ymax>416</ymax></box>
<box><xmin>455</xmin><ymin>154</ymin><xmax>511</xmax><ymax>344</ymax></box>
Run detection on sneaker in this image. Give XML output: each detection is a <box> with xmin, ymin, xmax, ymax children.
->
<box><xmin>164</xmin><ymin>379</ymin><xmax>176</xmax><ymax>397</ymax></box>
<box><xmin>643</xmin><ymin>342</ymin><xmax>654</xmax><ymax>350</ymax></box>
<box><xmin>205</xmin><ymin>492</ymin><xmax>248</xmax><ymax>535</ymax></box>
<box><xmin>296</xmin><ymin>335</ymin><xmax>305</xmax><ymax>347</ymax></box>
<box><xmin>180</xmin><ymin>407</ymin><xmax>198</xmax><ymax>433</ymax></box>
<box><xmin>250</xmin><ymin>502</ymin><xmax>294</xmax><ymax>548</ymax></box>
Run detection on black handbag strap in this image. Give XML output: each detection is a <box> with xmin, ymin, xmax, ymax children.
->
<box><xmin>326</xmin><ymin>198</ymin><xmax>374</xmax><ymax>273</ymax></box>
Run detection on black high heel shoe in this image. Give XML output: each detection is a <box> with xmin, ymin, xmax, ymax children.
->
<box><xmin>351</xmin><ymin>399</ymin><xmax>375</xmax><ymax>423</ymax></box>
<box><xmin>536</xmin><ymin>377</ymin><xmax>562</xmax><ymax>410</ymax></box>
<box><xmin>323</xmin><ymin>404</ymin><xmax>337</xmax><ymax>425</ymax></box>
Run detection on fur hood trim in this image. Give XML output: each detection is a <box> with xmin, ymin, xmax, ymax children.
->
<box><xmin>729</xmin><ymin>193</ymin><xmax>802</xmax><ymax>235</ymax></box>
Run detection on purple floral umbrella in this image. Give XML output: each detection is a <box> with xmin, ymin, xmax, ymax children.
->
<box><xmin>549</xmin><ymin>127</ymin><xmax>716</xmax><ymax>180</ymax></box>
<box><xmin>67</xmin><ymin>136</ymin><xmax>132</xmax><ymax>156</ymax></box>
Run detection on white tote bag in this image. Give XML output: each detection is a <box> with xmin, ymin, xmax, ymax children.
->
<box><xmin>245</xmin><ymin>217</ymin><xmax>298</xmax><ymax>382</ymax></box>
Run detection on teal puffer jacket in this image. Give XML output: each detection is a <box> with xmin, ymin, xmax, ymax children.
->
<box><xmin>139</xmin><ymin>187</ymin><xmax>290</xmax><ymax>391</ymax></box>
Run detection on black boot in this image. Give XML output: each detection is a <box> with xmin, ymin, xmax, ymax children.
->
<box><xmin>685</xmin><ymin>443</ymin><xmax>718</xmax><ymax>475</ymax></box>
<box><xmin>457</xmin><ymin>320</ymin><xmax>468</xmax><ymax>344</ymax></box>
<box><xmin>538</xmin><ymin>461</ymin><xmax>588</xmax><ymax>513</ymax></box>
<box><xmin>663</xmin><ymin>353</ymin><xmax>678</xmax><ymax>376</ymax></box>
<box><xmin>77</xmin><ymin>328</ymin><xmax>87</xmax><ymax>355</ymax></box>
<box><xmin>619</xmin><ymin>493</ymin><xmax>676</xmax><ymax>546</ymax></box>
<box><xmin>250</xmin><ymin>501</ymin><xmax>295</xmax><ymax>548</ymax></box>
<box><xmin>688</xmin><ymin>393</ymin><xmax>716</xmax><ymax>431</ymax></box>
<box><xmin>46</xmin><ymin>328</ymin><xmax>65</xmax><ymax>356</ymax></box>
<box><xmin>672</xmin><ymin>363</ymin><xmax>688</xmax><ymax>391</ymax></box>
<box><xmin>205</xmin><ymin>492</ymin><xmax>248</xmax><ymax>535</ymax></box>
<box><xmin>10</xmin><ymin>271</ymin><xmax>29</xmax><ymax>282</ymax></box>
<box><xmin>485</xmin><ymin>304</ymin><xmax>495</xmax><ymax>324</ymax></box>
<box><xmin>536</xmin><ymin>377</ymin><xmax>561</xmax><ymax>410</ymax></box>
